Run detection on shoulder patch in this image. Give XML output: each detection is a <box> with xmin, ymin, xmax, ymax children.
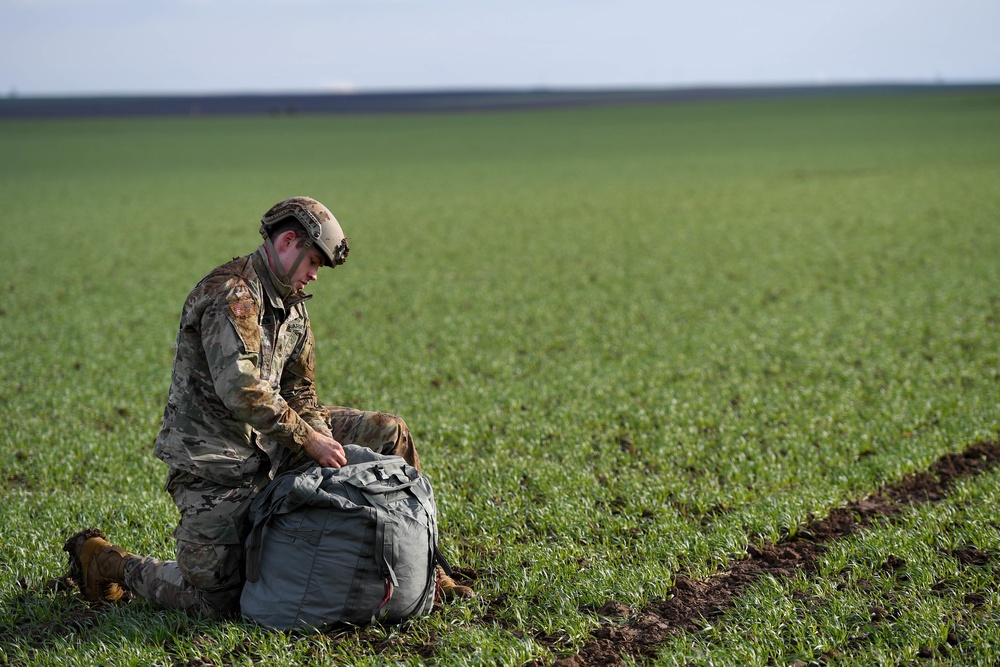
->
<box><xmin>230</xmin><ymin>300</ymin><xmax>258</xmax><ymax>318</ymax></box>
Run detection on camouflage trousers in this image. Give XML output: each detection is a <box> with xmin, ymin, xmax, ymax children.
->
<box><xmin>124</xmin><ymin>407</ymin><xmax>418</xmax><ymax>619</ymax></box>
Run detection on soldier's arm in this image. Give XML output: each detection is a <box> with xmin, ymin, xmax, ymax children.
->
<box><xmin>280</xmin><ymin>314</ymin><xmax>333</xmax><ymax>439</ymax></box>
<box><xmin>201</xmin><ymin>277</ymin><xmax>316</xmax><ymax>452</ymax></box>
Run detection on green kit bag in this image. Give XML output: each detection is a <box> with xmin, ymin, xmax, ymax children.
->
<box><xmin>241</xmin><ymin>445</ymin><xmax>439</xmax><ymax>630</ymax></box>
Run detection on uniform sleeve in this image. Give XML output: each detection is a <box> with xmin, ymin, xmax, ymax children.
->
<box><xmin>201</xmin><ymin>278</ymin><xmax>314</xmax><ymax>451</ymax></box>
<box><xmin>280</xmin><ymin>312</ymin><xmax>333</xmax><ymax>439</ymax></box>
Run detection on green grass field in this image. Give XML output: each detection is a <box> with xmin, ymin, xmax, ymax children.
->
<box><xmin>1</xmin><ymin>90</ymin><xmax>999</xmax><ymax>666</ymax></box>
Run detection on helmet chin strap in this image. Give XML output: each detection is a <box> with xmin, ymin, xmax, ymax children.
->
<box><xmin>285</xmin><ymin>241</ymin><xmax>313</xmax><ymax>281</ymax></box>
<box><xmin>262</xmin><ymin>236</ymin><xmax>311</xmax><ymax>296</ymax></box>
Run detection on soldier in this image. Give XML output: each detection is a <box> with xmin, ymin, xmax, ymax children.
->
<box><xmin>65</xmin><ymin>196</ymin><xmax>471</xmax><ymax>619</ymax></box>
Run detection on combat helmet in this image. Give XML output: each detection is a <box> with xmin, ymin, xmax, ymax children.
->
<box><xmin>260</xmin><ymin>197</ymin><xmax>350</xmax><ymax>279</ymax></box>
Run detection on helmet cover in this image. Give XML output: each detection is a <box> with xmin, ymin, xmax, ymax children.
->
<box><xmin>260</xmin><ymin>196</ymin><xmax>349</xmax><ymax>267</ymax></box>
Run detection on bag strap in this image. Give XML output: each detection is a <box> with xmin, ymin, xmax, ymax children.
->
<box><xmin>361</xmin><ymin>473</ymin><xmax>439</xmax><ymax>623</ymax></box>
<box><xmin>434</xmin><ymin>546</ymin><xmax>455</xmax><ymax>577</ymax></box>
<box><xmin>373</xmin><ymin>508</ymin><xmax>399</xmax><ymax>587</ymax></box>
<box><xmin>367</xmin><ymin>508</ymin><xmax>441</xmax><ymax>624</ymax></box>
<box><xmin>408</xmin><ymin>480</ymin><xmax>442</xmax><ymax>604</ymax></box>
<box><xmin>366</xmin><ymin>505</ymin><xmax>399</xmax><ymax>624</ymax></box>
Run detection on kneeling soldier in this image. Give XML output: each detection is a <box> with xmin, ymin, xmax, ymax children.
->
<box><xmin>66</xmin><ymin>196</ymin><xmax>471</xmax><ymax>618</ymax></box>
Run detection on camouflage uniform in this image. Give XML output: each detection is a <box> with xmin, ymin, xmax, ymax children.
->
<box><xmin>125</xmin><ymin>246</ymin><xmax>418</xmax><ymax>618</ymax></box>
<box><xmin>153</xmin><ymin>246</ymin><xmax>331</xmax><ymax>482</ymax></box>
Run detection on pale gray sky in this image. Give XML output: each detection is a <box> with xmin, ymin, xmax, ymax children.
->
<box><xmin>2</xmin><ymin>0</ymin><xmax>998</xmax><ymax>96</ymax></box>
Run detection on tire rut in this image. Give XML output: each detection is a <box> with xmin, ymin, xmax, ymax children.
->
<box><xmin>547</xmin><ymin>440</ymin><xmax>1000</xmax><ymax>667</ymax></box>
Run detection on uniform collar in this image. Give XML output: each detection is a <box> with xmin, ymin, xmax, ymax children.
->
<box><xmin>252</xmin><ymin>246</ymin><xmax>312</xmax><ymax>311</ymax></box>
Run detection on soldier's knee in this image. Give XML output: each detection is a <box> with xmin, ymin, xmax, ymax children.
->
<box><xmin>374</xmin><ymin>411</ymin><xmax>405</xmax><ymax>429</ymax></box>
<box><xmin>393</xmin><ymin>414</ymin><xmax>406</xmax><ymax>428</ymax></box>
<box><xmin>177</xmin><ymin>540</ymin><xmax>242</xmax><ymax>592</ymax></box>
<box><xmin>373</xmin><ymin>412</ymin><xmax>420</xmax><ymax>470</ymax></box>
<box><xmin>176</xmin><ymin>540</ymin><xmax>244</xmax><ymax>618</ymax></box>
<box><xmin>197</xmin><ymin>587</ymin><xmax>243</xmax><ymax>619</ymax></box>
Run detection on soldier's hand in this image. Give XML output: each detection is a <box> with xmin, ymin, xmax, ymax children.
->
<box><xmin>302</xmin><ymin>429</ymin><xmax>347</xmax><ymax>468</ymax></box>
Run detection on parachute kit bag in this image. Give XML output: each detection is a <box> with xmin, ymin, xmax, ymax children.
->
<box><xmin>241</xmin><ymin>445</ymin><xmax>439</xmax><ymax>630</ymax></box>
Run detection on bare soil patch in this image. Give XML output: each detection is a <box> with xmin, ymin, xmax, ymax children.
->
<box><xmin>552</xmin><ymin>440</ymin><xmax>1000</xmax><ymax>666</ymax></box>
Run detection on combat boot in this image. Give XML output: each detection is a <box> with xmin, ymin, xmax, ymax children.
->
<box><xmin>436</xmin><ymin>564</ymin><xmax>475</xmax><ymax>599</ymax></box>
<box><xmin>63</xmin><ymin>528</ymin><xmax>134</xmax><ymax>602</ymax></box>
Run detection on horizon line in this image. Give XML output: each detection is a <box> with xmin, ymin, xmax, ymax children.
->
<box><xmin>6</xmin><ymin>79</ymin><xmax>1000</xmax><ymax>101</ymax></box>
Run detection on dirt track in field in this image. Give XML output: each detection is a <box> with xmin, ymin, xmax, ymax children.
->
<box><xmin>543</xmin><ymin>440</ymin><xmax>1000</xmax><ymax>667</ymax></box>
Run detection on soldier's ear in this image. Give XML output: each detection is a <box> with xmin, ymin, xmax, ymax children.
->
<box><xmin>276</xmin><ymin>230</ymin><xmax>299</xmax><ymax>251</ymax></box>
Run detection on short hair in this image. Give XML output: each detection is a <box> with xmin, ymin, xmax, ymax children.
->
<box><xmin>266</xmin><ymin>218</ymin><xmax>310</xmax><ymax>245</ymax></box>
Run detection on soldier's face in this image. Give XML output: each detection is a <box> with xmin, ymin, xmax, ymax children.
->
<box><xmin>289</xmin><ymin>247</ymin><xmax>325</xmax><ymax>292</ymax></box>
<box><xmin>274</xmin><ymin>231</ymin><xmax>326</xmax><ymax>291</ymax></box>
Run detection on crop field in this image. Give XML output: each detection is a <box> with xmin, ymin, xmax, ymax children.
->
<box><xmin>1</xmin><ymin>89</ymin><xmax>1000</xmax><ymax>666</ymax></box>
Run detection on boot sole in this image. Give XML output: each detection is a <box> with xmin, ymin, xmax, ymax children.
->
<box><xmin>62</xmin><ymin>528</ymin><xmax>127</xmax><ymax>602</ymax></box>
<box><xmin>62</xmin><ymin>527</ymin><xmax>107</xmax><ymax>584</ymax></box>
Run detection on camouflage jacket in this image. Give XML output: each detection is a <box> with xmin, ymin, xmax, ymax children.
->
<box><xmin>153</xmin><ymin>246</ymin><xmax>332</xmax><ymax>486</ymax></box>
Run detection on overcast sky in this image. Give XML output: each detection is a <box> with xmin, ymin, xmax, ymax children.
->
<box><xmin>2</xmin><ymin>0</ymin><xmax>998</xmax><ymax>96</ymax></box>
